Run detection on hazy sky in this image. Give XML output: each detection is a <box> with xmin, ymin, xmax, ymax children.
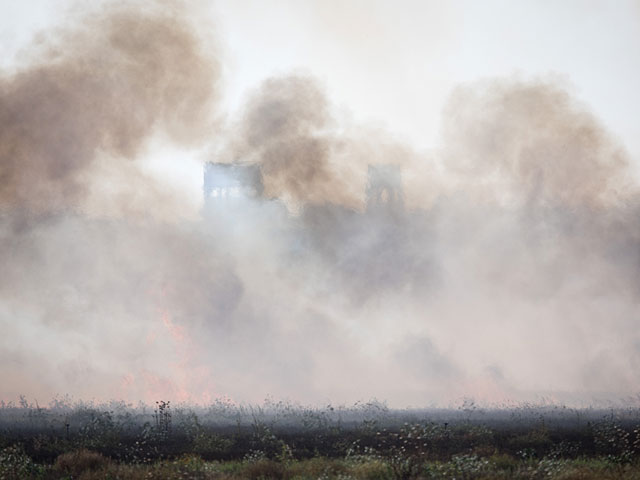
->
<box><xmin>213</xmin><ymin>0</ymin><xmax>640</xmax><ymax>157</ymax></box>
<box><xmin>3</xmin><ymin>1</ymin><xmax>640</xmax><ymax>169</ymax></box>
<box><xmin>1</xmin><ymin>1</ymin><xmax>640</xmax><ymax>408</ymax></box>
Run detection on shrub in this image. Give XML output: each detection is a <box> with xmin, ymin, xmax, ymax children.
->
<box><xmin>193</xmin><ymin>431</ymin><xmax>234</xmax><ymax>459</ymax></box>
<box><xmin>427</xmin><ymin>454</ymin><xmax>489</xmax><ymax>480</ymax></box>
<box><xmin>0</xmin><ymin>444</ymin><xmax>42</xmax><ymax>479</ymax></box>
<box><xmin>288</xmin><ymin>458</ymin><xmax>351</xmax><ymax>478</ymax></box>
<box><xmin>488</xmin><ymin>453</ymin><xmax>518</xmax><ymax>472</ymax></box>
<box><xmin>53</xmin><ymin>448</ymin><xmax>111</xmax><ymax>477</ymax></box>
<box><xmin>242</xmin><ymin>458</ymin><xmax>289</xmax><ymax>479</ymax></box>
<box><xmin>349</xmin><ymin>459</ymin><xmax>392</xmax><ymax>480</ymax></box>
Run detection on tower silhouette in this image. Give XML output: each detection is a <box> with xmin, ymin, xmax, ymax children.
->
<box><xmin>203</xmin><ymin>163</ymin><xmax>263</xmax><ymax>206</ymax></box>
<box><xmin>365</xmin><ymin>165</ymin><xmax>404</xmax><ymax>212</ymax></box>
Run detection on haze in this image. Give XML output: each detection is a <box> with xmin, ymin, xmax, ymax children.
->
<box><xmin>1</xmin><ymin>0</ymin><xmax>639</xmax><ymax>408</ymax></box>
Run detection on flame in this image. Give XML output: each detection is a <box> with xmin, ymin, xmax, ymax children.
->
<box><xmin>161</xmin><ymin>311</ymin><xmax>186</xmax><ymax>343</ymax></box>
<box><xmin>118</xmin><ymin>283</ymin><xmax>220</xmax><ymax>405</ymax></box>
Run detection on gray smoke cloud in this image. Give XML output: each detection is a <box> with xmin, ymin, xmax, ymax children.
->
<box><xmin>1</xmin><ymin>2</ymin><xmax>639</xmax><ymax>407</ymax></box>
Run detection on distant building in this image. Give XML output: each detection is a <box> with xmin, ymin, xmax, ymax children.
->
<box><xmin>203</xmin><ymin>163</ymin><xmax>263</xmax><ymax>205</ymax></box>
<box><xmin>201</xmin><ymin>161</ymin><xmax>418</xmax><ymax>296</ymax></box>
<box><xmin>365</xmin><ymin>165</ymin><xmax>404</xmax><ymax>212</ymax></box>
<box><xmin>203</xmin><ymin>162</ymin><xmax>404</xmax><ymax>214</ymax></box>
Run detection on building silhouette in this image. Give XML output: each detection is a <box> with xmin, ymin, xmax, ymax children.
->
<box><xmin>201</xmin><ymin>160</ymin><xmax>431</xmax><ymax>300</ymax></box>
<box><xmin>203</xmin><ymin>162</ymin><xmax>403</xmax><ymax>213</ymax></box>
<box><xmin>365</xmin><ymin>164</ymin><xmax>404</xmax><ymax>212</ymax></box>
<box><xmin>203</xmin><ymin>163</ymin><xmax>263</xmax><ymax>203</ymax></box>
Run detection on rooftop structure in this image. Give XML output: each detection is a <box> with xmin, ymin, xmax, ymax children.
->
<box><xmin>203</xmin><ymin>162</ymin><xmax>405</xmax><ymax>214</ymax></box>
<box><xmin>203</xmin><ymin>163</ymin><xmax>263</xmax><ymax>205</ymax></box>
<box><xmin>365</xmin><ymin>164</ymin><xmax>404</xmax><ymax>212</ymax></box>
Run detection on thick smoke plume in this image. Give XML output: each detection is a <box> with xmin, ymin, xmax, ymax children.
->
<box><xmin>1</xmin><ymin>2</ymin><xmax>639</xmax><ymax>407</ymax></box>
<box><xmin>227</xmin><ymin>75</ymin><xmax>368</xmax><ymax>211</ymax></box>
<box><xmin>441</xmin><ymin>78</ymin><xmax>632</xmax><ymax>209</ymax></box>
<box><xmin>0</xmin><ymin>0</ymin><xmax>219</xmax><ymax>218</ymax></box>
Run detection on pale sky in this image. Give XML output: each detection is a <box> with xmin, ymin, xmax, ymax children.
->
<box><xmin>212</xmin><ymin>0</ymin><xmax>640</xmax><ymax>159</ymax></box>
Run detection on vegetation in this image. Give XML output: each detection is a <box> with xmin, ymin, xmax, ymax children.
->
<box><xmin>2</xmin><ymin>397</ymin><xmax>640</xmax><ymax>478</ymax></box>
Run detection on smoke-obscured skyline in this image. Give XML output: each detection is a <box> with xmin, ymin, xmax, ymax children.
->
<box><xmin>1</xmin><ymin>0</ymin><xmax>639</xmax><ymax>408</ymax></box>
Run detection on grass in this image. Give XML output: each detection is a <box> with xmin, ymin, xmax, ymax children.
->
<box><xmin>2</xmin><ymin>399</ymin><xmax>640</xmax><ymax>478</ymax></box>
<box><xmin>4</xmin><ymin>450</ymin><xmax>640</xmax><ymax>479</ymax></box>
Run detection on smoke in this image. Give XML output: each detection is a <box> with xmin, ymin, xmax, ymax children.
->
<box><xmin>227</xmin><ymin>75</ymin><xmax>368</xmax><ymax>211</ymax></box>
<box><xmin>1</xmin><ymin>2</ymin><xmax>639</xmax><ymax>407</ymax></box>
<box><xmin>0</xmin><ymin>0</ymin><xmax>219</xmax><ymax>219</ymax></box>
<box><xmin>0</xmin><ymin>0</ymin><xmax>226</xmax><ymax>402</ymax></box>
<box><xmin>440</xmin><ymin>78</ymin><xmax>632</xmax><ymax>209</ymax></box>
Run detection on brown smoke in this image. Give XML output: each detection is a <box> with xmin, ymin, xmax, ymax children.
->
<box><xmin>440</xmin><ymin>78</ymin><xmax>633</xmax><ymax>209</ymax></box>
<box><xmin>0</xmin><ymin>0</ymin><xmax>219</xmax><ymax>217</ymax></box>
<box><xmin>233</xmin><ymin>75</ymin><xmax>366</xmax><ymax>210</ymax></box>
<box><xmin>234</xmin><ymin>75</ymin><xmax>633</xmax><ymax>215</ymax></box>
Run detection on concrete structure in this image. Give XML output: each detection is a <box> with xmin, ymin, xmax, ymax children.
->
<box><xmin>203</xmin><ymin>163</ymin><xmax>263</xmax><ymax>203</ymax></box>
<box><xmin>365</xmin><ymin>165</ymin><xmax>404</xmax><ymax>212</ymax></box>
<box><xmin>204</xmin><ymin>162</ymin><xmax>404</xmax><ymax>213</ymax></box>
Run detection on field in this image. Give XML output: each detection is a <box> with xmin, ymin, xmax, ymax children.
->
<box><xmin>2</xmin><ymin>398</ymin><xmax>640</xmax><ymax>479</ymax></box>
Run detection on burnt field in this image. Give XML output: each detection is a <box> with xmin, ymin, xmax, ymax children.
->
<box><xmin>2</xmin><ymin>398</ymin><xmax>640</xmax><ymax>479</ymax></box>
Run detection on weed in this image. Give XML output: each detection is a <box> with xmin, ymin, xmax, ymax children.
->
<box><xmin>53</xmin><ymin>448</ymin><xmax>111</xmax><ymax>477</ymax></box>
